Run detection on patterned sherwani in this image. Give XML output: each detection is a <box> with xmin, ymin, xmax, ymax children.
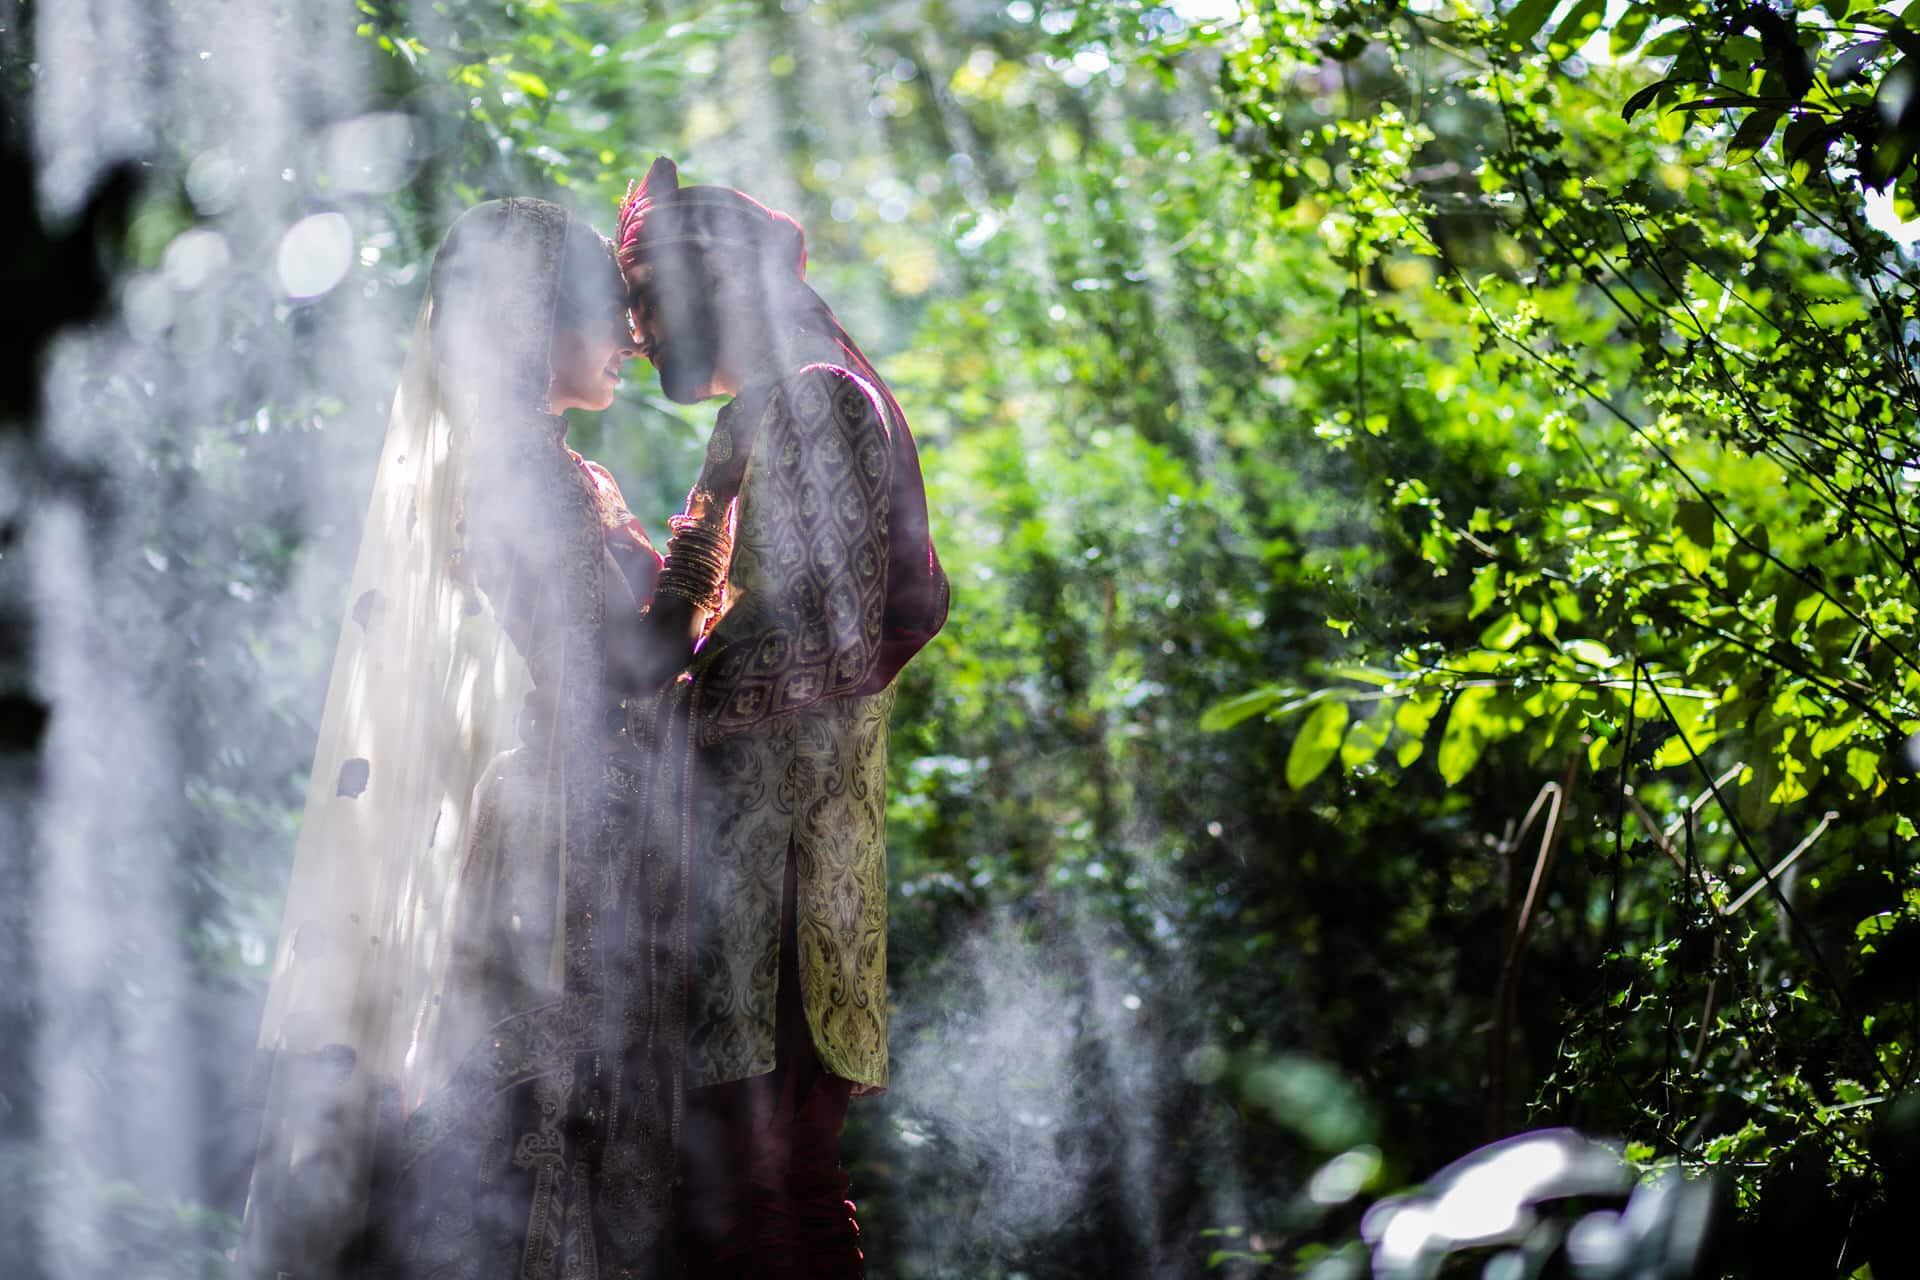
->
<box><xmin>684</xmin><ymin>362</ymin><xmax>909</xmax><ymax>1093</ymax></box>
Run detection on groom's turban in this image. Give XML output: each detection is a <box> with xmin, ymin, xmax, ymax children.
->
<box><xmin>616</xmin><ymin>156</ymin><xmax>808</xmax><ymax>280</ymax></box>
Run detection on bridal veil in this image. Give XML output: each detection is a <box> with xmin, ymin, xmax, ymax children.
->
<box><xmin>239</xmin><ymin>197</ymin><xmax>579</xmax><ymax>1275</ymax></box>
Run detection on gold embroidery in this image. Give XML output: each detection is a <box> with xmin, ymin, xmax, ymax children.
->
<box><xmin>684</xmin><ymin>366</ymin><xmax>898</xmax><ymax>1092</ymax></box>
<box><xmin>691</xmin><ymin>367</ymin><xmax>892</xmax><ymax>745</ymax></box>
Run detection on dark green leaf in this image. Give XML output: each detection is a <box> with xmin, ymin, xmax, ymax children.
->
<box><xmin>1610</xmin><ymin>6</ymin><xmax>1653</xmax><ymax>58</ymax></box>
<box><xmin>1621</xmin><ymin>78</ymin><xmax>1672</xmax><ymax>121</ymax></box>
<box><xmin>1671</xmin><ymin>95</ymin><xmax>1790</xmax><ymax>113</ymax></box>
<box><xmin>1675</xmin><ymin>499</ymin><xmax>1715</xmax><ymax>550</ymax></box>
<box><xmin>1550</xmin><ymin>0</ymin><xmax>1606</xmax><ymax>51</ymax></box>
<box><xmin>1830</xmin><ymin>40</ymin><xmax>1886</xmax><ymax>87</ymax></box>
<box><xmin>1727</xmin><ymin>107</ymin><xmax>1784</xmax><ymax>161</ymax></box>
<box><xmin>1502</xmin><ymin>0</ymin><xmax>1560</xmax><ymax>48</ymax></box>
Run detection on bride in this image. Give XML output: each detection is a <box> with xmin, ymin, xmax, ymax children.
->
<box><xmin>237</xmin><ymin>197</ymin><xmax>697</xmax><ymax>1279</ymax></box>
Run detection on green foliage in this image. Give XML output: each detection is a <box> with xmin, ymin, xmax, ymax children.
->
<box><xmin>1197</xmin><ymin>0</ymin><xmax>1920</xmax><ymax>1270</ymax></box>
<box><xmin>1597</xmin><ymin>2</ymin><xmax>1920</xmax><ymax>206</ymax></box>
<box><xmin>34</xmin><ymin>0</ymin><xmax>1920</xmax><ymax>1274</ymax></box>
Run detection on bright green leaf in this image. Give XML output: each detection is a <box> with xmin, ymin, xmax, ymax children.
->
<box><xmin>1286</xmin><ymin>701</ymin><xmax>1350</xmax><ymax>789</ymax></box>
<box><xmin>1200</xmin><ymin>686</ymin><xmax>1290</xmax><ymax>733</ymax></box>
<box><xmin>1436</xmin><ymin>687</ymin><xmax>1493</xmax><ymax>785</ymax></box>
<box><xmin>1480</xmin><ymin>612</ymin><xmax>1531</xmax><ymax>651</ymax></box>
<box><xmin>1562</xmin><ymin>638</ymin><xmax>1618</xmax><ymax>669</ymax></box>
<box><xmin>1846</xmin><ymin>748</ymin><xmax>1881</xmax><ymax>793</ymax></box>
<box><xmin>505</xmin><ymin>69</ymin><xmax>551</xmax><ymax>98</ymax></box>
<box><xmin>1340</xmin><ymin>704</ymin><xmax>1393</xmax><ymax>769</ymax></box>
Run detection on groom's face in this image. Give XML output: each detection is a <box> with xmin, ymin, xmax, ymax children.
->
<box><xmin>626</xmin><ymin>248</ymin><xmax>722</xmax><ymax>404</ymax></box>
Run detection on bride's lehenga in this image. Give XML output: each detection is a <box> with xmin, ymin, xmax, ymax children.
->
<box><xmin>377</xmin><ymin>433</ymin><xmax>695</xmax><ymax>1280</ymax></box>
<box><xmin>238</xmin><ymin>198</ymin><xmax>700</xmax><ymax>1280</ymax></box>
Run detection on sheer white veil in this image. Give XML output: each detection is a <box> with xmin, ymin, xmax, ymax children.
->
<box><xmin>238</xmin><ymin>197</ymin><xmax>577</xmax><ymax>1276</ymax></box>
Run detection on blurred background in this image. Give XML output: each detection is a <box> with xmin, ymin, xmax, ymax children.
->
<box><xmin>4</xmin><ymin>0</ymin><xmax>1918</xmax><ymax>1276</ymax></box>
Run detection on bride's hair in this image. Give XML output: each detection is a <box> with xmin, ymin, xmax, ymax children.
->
<box><xmin>425</xmin><ymin>199</ymin><xmax>618</xmax><ymax>406</ymax></box>
<box><xmin>550</xmin><ymin>217</ymin><xmax>623</xmax><ymax>335</ymax></box>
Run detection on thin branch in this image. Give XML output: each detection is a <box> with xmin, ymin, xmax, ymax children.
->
<box><xmin>1604</xmin><ymin>657</ymin><xmax>1641</xmax><ymax>959</ymax></box>
<box><xmin>1433</xmin><ymin>248</ymin><xmax>1920</xmax><ymax>694</ymax></box>
<box><xmin>1486</xmin><ymin>758</ymin><xmax>1576</xmax><ymax>1137</ymax></box>
<box><xmin>1641</xmin><ymin>677</ymin><xmax>1887</xmax><ymax>1086</ymax></box>
<box><xmin>1722</xmin><ymin>810</ymin><xmax>1839</xmax><ymax>917</ymax></box>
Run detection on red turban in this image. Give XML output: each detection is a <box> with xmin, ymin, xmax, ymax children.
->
<box><xmin>616</xmin><ymin>156</ymin><xmax>807</xmax><ymax>279</ymax></box>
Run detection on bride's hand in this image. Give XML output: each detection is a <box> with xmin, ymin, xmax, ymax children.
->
<box><xmin>614</xmin><ymin>595</ymin><xmax>704</xmax><ymax>693</ymax></box>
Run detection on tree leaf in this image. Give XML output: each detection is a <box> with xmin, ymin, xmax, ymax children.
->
<box><xmin>1621</xmin><ymin>78</ymin><xmax>1672</xmax><ymax>121</ymax></box>
<box><xmin>1727</xmin><ymin>107</ymin><xmax>1784</xmax><ymax>161</ymax></box>
<box><xmin>1868</xmin><ymin>59</ymin><xmax>1920</xmax><ymax>187</ymax></box>
<box><xmin>1642</xmin><ymin>30</ymin><xmax>1692</xmax><ymax>58</ymax></box>
<box><xmin>1341</xmin><ymin>703</ymin><xmax>1393</xmax><ymax>769</ymax></box>
<box><xmin>1393</xmin><ymin>694</ymin><xmax>1440</xmax><ymax>767</ymax></box>
<box><xmin>1469</xmin><ymin>562</ymin><xmax>1503</xmax><ymax>618</ymax></box>
<box><xmin>1436</xmin><ymin>687</ymin><xmax>1493</xmax><ymax>785</ymax></box>
<box><xmin>1726</xmin><ymin>523</ymin><xmax>1771</xmax><ymax>598</ymax></box>
<box><xmin>1740</xmin><ymin>753</ymin><xmax>1783</xmax><ymax>829</ymax></box>
<box><xmin>1480</xmin><ymin>612</ymin><xmax>1531</xmax><ymax>651</ymax></box>
<box><xmin>1562</xmin><ymin>638</ymin><xmax>1619</xmax><ymax>669</ymax></box>
<box><xmin>1550</xmin><ymin>0</ymin><xmax>1606</xmax><ymax>51</ymax></box>
<box><xmin>1200</xmin><ymin>685</ymin><xmax>1291</xmax><ymax>733</ymax></box>
<box><xmin>1846</xmin><ymin>747</ymin><xmax>1882</xmax><ymax>793</ymax></box>
<box><xmin>1671</xmin><ymin>95</ymin><xmax>1789</xmax><ymax>113</ymax></box>
<box><xmin>1829</xmin><ymin>39</ymin><xmax>1886</xmax><ymax>87</ymax></box>
<box><xmin>1772</xmin><ymin>573</ymin><xmax>1812</xmax><ymax>636</ymax></box>
<box><xmin>1675</xmin><ymin>498</ymin><xmax>1715</xmax><ymax>549</ymax></box>
<box><xmin>1286</xmin><ymin>701</ymin><xmax>1350</xmax><ymax>789</ymax></box>
<box><xmin>1781</xmin><ymin>117</ymin><xmax>1842</xmax><ymax>182</ymax></box>
<box><xmin>1610</xmin><ymin>5</ymin><xmax>1653</xmax><ymax>58</ymax></box>
<box><xmin>505</xmin><ymin>69</ymin><xmax>551</xmax><ymax>98</ymax></box>
<box><xmin>1502</xmin><ymin>0</ymin><xmax>1560</xmax><ymax>48</ymax></box>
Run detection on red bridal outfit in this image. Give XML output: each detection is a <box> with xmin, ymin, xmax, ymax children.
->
<box><xmin>616</xmin><ymin>159</ymin><xmax>949</xmax><ymax>1279</ymax></box>
<box><xmin>237</xmin><ymin>198</ymin><xmax>688</xmax><ymax>1280</ymax></box>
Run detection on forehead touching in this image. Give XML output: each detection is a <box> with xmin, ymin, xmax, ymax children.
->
<box><xmin>622</xmin><ymin>245</ymin><xmax>707</xmax><ymax>307</ymax></box>
<box><xmin>547</xmin><ymin>220</ymin><xmax>627</xmax><ymax>336</ymax></box>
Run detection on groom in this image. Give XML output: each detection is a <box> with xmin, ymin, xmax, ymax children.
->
<box><xmin>615</xmin><ymin>158</ymin><xmax>947</xmax><ymax>1277</ymax></box>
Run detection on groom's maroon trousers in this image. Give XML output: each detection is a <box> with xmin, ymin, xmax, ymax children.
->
<box><xmin>676</xmin><ymin>849</ymin><xmax>865</xmax><ymax>1278</ymax></box>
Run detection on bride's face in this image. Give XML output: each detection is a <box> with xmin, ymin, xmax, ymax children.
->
<box><xmin>547</xmin><ymin>273</ymin><xmax>641</xmax><ymax>414</ymax></box>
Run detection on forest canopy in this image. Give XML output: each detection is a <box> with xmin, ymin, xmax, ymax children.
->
<box><xmin>4</xmin><ymin>0</ymin><xmax>1920</xmax><ymax>1276</ymax></box>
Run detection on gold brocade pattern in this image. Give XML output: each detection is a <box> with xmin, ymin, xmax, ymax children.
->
<box><xmin>692</xmin><ymin>367</ymin><xmax>892</xmax><ymax>743</ymax></box>
<box><xmin>686</xmin><ymin>687</ymin><xmax>893</xmax><ymax>1090</ymax></box>
<box><xmin>684</xmin><ymin>364</ymin><xmax>897</xmax><ymax>1092</ymax></box>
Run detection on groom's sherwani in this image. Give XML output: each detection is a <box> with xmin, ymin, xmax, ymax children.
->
<box><xmin>683</xmin><ymin>360</ymin><xmax>942</xmax><ymax>1095</ymax></box>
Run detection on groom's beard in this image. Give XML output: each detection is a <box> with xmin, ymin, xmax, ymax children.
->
<box><xmin>655</xmin><ymin>287</ymin><xmax>722</xmax><ymax>404</ymax></box>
